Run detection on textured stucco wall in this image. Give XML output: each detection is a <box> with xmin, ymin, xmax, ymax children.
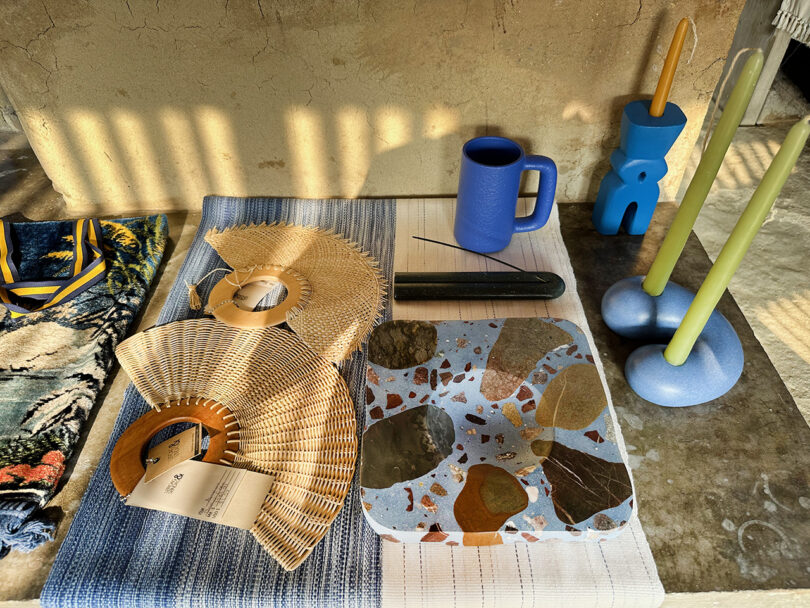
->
<box><xmin>0</xmin><ymin>0</ymin><xmax>745</xmax><ymax>213</ymax></box>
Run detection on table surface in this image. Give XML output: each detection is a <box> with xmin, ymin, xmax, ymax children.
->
<box><xmin>0</xmin><ymin>200</ymin><xmax>808</xmax><ymax>606</ymax></box>
<box><xmin>558</xmin><ymin>202</ymin><xmax>810</xmax><ymax>594</ymax></box>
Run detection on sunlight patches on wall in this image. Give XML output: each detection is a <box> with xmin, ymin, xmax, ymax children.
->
<box><xmin>423</xmin><ymin>105</ymin><xmax>459</xmax><ymax>140</ymax></box>
<box><xmin>374</xmin><ymin>106</ymin><xmax>411</xmax><ymax>153</ymax></box>
<box><xmin>110</xmin><ymin>109</ymin><xmax>169</xmax><ymax>203</ymax></box>
<box><xmin>159</xmin><ymin>107</ymin><xmax>213</xmax><ymax>203</ymax></box>
<box><xmin>66</xmin><ymin>109</ymin><xmax>133</xmax><ymax>205</ymax></box>
<box><xmin>337</xmin><ymin>106</ymin><xmax>370</xmax><ymax>196</ymax></box>
<box><xmin>285</xmin><ymin>106</ymin><xmax>328</xmax><ymax>197</ymax></box>
<box><xmin>195</xmin><ymin>105</ymin><xmax>247</xmax><ymax>196</ymax></box>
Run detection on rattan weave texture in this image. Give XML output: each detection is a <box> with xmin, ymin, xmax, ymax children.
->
<box><xmin>115</xmin><ymin>318</ymin><xmax>357</xmax><ymax>571</ymax></box>
<box><xmin>205</xmin><ymin>222</ymin><xmax>386</xmax><ymax>362</ymax></box>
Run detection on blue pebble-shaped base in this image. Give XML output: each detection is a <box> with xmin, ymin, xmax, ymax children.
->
<box><xmin>601</xmin><ymin>276</ymin><xmax>744</xmax><ymax>407</ymax></box>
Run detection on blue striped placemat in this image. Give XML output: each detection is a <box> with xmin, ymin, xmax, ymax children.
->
<box><xmin>42</xmin><ymin>197</ymin><xmax>395</xmax><ymax>608</ymax></box>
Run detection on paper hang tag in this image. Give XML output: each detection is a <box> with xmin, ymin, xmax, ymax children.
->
<box><xmin>126</xmin><ymin>460</ymin><xmax>275</xmax><ymax>530</ymax></box>
<box><xmin>144</xmin><ymin>424</ymin><xmax>202</xmax><ymax>483</ymax></box>
<box><xmin>233</xmin><ymin>280</ymin><xmax>285</xmax><ymax>311</ymax></box>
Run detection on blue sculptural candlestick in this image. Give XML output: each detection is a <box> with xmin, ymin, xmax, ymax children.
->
<box><xmin>592</xmin><ymin>100</ymin><xmax>686</xmax><ymax>235</ymax></box>
<box><xmin>601</xmin><ymin>116</ymin><xmax>810</xmax><ymax>407</ymax></box>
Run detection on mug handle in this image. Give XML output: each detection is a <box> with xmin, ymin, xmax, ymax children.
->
<box><xmin>513</xmin><ymin>155</ymin><xmax>557</xmax><ymax>233</ymax></box>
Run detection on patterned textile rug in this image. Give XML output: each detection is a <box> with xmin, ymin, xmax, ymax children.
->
<box><xmin>42</xmin><ymin>198</ymin><xmax>395</xmax><ymax>608</ymax></box>
<box><xmin>0</xmin><ymin>215</ymin><xmax>168</xmax><ymax>557</ymax></box>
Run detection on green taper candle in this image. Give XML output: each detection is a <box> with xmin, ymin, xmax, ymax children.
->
<box><xmin>664</xmin><ymin>115</ymin><xmax>810</xmax><ymax>366</ymax></box>
<box><xmin>643</xmin><ymin>50</ymin><xmax>764</xmax><ymax>296</ymax></box>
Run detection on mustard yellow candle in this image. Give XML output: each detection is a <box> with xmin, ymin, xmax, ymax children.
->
<box><xmin>643</xmin><ymin>50</ymin><xmax>764</xmax><ymax>297</ymax></box>
<box><xmin>664</xmin><ymin>116</ymin><xmax>810</xmax><ymax>366</ymax></box>
<box><xmin>649</xmin><ymin>18</ymin><xmax>690</xmax><ymax>118</ymax></box>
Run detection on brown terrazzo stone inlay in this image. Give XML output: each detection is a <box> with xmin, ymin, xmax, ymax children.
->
<box><xmin>450</xmin><ymin>392</ymin><xmax>467</xmax><ymax>403</ymax></box>
<box><xmin>540</xmin><ymin>441</ymin><xmax>632</xmax><ymax>525</ymax></box>
<box><xmin>361</xmin><ymin>405</ymin><xmax>454</xmax><ymax>489</ymax></box>
<box><xmin>405</xmin><ymin>488</ymin><xmax>414</xmax><ymax>511</ymax></box>
<box><xmin>480</xmin><ymin>318</ymin><xmax>572</xmax><ymax>401</ymax></box>
<box><xmin>530</xmin><ymin>439</ymin><xmax>553</xmax><ymax>460</ymax></box>
<box><xmin>462</xmin><ymin>532</ymin><xmax>503</xmax><ymax>546</ymax></box>
<box><xmin>421</xmin><ymin>529</ymin><xmax>448</xmax><ymax>542</ymax></box>
<box><xmin>420</xmin><ymin>494</ymin><xmax>438</xmax><ymax>513</ymax></box>
<box><xmin>386</xmin><ymin>394</ymin><xmax>403</xmax><ymax>409</ymax></box>
<box><xmin>535</xmin><ymin>363</ymin><xmax>606</xmax><ymax>430</ymax></box>
<box><xmin>454</xmin><ymin>464</ymin><xmax>528</xmax><ymax>533</ymax></box>
<box><xmin>501</xmin><ymin>402</ymin><xmax>522</xmax><ymax>427</ymax></box>
<box><xmin>430</xmin><ymin>482</ymin><xmax>447</xmax><ymax>496</ymax></box>
<box><xmin>593</xmin><ymin>513</ymin><xmax>618</xmax><ymax>530</ymax></box>
<box><xmin>584</xmin><ymin>430</ymin><xmax>605</xmax><ymax>443</ymax></box>
<box><xmin>368</xmin><ymin>320</ymin><xmax>437</xmax><ymax>369</ymax></box>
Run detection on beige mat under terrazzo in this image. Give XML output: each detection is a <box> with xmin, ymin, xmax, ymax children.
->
<box><xmin>384</xmin><ymin>200</ymin><xmax>664</xmax><ymax>608</ymax></box>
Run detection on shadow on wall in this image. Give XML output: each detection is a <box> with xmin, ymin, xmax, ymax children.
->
<box><xmin>0</xmin><ymin>0</ymin><xmax>748</xmax><ymax>213</ymax></box>
<box><xmin>28</xmin><ymin>96</ymin><xmax>720</xmax><ymax>214</ymax></box>
<box><xmin>14</xmin><ymin>91</ymin><xmax>786</xmax><ymax>217</ymax></box>
<box><xmin>35</xmin><ymin>102</ymin><xmax>608</xmax><ymax>211</ymax></box>
<box><xmin>23</xmin><ymin>103</ymin><xmax>595</xmax><ymax>213</ymax></box>
<box><xmin>25</xmin><ymin>103</ymin><xmax>472</xmax><ymax>212</ymax></box>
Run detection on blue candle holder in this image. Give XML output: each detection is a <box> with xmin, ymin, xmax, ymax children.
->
<box><xmin>601</xmin><ymin>276</ymin><xmax>743</xmax><ymax>407</ymax></box>
<box><xmin>592</xmin><ymin>100</ymin><xmax>687</xmax><ymax>235</ymax></box>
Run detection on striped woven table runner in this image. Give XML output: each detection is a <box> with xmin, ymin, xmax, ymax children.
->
<box><xmin>43</xmin><ymin>198</ymin><xmax>394</xmax><ymax>608</ymax></box>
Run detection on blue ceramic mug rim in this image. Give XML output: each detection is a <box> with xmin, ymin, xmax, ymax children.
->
<box><xmin>463</xmin><ymin>136</ymin><xmax>525</xmax><ymax>168</ymax></box>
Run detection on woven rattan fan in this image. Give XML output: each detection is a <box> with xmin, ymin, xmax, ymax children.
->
<box><xmin>110</xmin><ymin>318</ymin><xmax>357</xmax><ymax>571</ymax></box>
<box><xmin>202</xmin><ymin>222</ymin><xmax>386</xmax><ymax>363</ymax></box>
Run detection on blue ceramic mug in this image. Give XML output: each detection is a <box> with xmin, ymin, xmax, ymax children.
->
<box><xmin>454</xmin><ymin>136</ymin><xmax>557</xmax><ymax>253</ymax></box>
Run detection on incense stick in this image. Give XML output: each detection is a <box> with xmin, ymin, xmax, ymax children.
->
<box><xmin>411</xmin><ymin>236</ymin><xmax>548</xmax><ymax>282</ymax></box>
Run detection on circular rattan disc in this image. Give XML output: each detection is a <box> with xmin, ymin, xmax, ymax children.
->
<box><xmin>114</xmin><ymin>318</ymin><xmax>357</xmax><ymax>572</ymax></box>
<box><xmin>204</xmin><ymin>222</ymin><xmax>386</xmax><ymax>362</ymax></box>
<box><xmin>208</xmin><ymin>265</ymin><xmax>310</xmax><ymax>329</ymax></box>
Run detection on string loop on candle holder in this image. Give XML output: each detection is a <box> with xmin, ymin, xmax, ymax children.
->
<box><xmin>702</xmin><ymin>47</ymin><xmax>762</xmax><ymax>154</ymax></box>
<box><xmin>687</xmin><ymin>17</ymin><xmax>698</xmax><ymax>63</ymax></box>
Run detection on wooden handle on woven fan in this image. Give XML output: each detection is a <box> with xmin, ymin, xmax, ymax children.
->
<box><xmin>110</xmin><ymin>400</ymin><xmax>238</xmax><ymax>496</ymax></box>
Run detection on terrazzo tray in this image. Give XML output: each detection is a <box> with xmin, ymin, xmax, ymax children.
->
<box><xmin>359</xmin><ymin>318</ymin><xmax>634</xmax><ymax>546</ymax></box>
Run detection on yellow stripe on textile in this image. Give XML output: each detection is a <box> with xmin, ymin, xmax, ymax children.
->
<box><xmin>73</xmin><ymin>219</ymin><xmax>85</xmax><ymax>276</ymax></box>
<box><xmin>9</xmin><ymin>285</ymin><xmax>61</xmax><ymax>296</ymax></box>
<box><xmin>48</xmin><ymin>258</ymin><xmax>106</xmax><ymax>308</ymax></box>
<box><xmin>0</xmin><ymin>225</ymin><xmax>13</xmax><ymax>283</ymax></box>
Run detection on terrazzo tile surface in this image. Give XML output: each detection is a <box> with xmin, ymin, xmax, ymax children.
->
<box><xmin>360</xmin><ymin>318</ymin><xmax>633</xmax><ymax>545</ymax></box>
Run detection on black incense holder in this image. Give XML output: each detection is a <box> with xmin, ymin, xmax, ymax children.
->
<box><xmin>394</xmin><ymin>272</ymin><xmax>565</xmax><ymax>300</ymax></box>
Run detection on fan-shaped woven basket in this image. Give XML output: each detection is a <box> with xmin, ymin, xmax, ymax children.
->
<box><xmin>114</xmin><ymin>318</ymin><xmax>357</xmax><ymax>571</ymax></box>
<box><xmin>204</xmin><ymin>222</ymin><xmax>386</xmax><ymax>363</ymax></box>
